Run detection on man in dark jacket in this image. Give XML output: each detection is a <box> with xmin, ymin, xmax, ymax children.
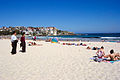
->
<box><xmin>20</xmin><ymin>32</ymin><xmax>26</xmax><ymax>52</ymax></box>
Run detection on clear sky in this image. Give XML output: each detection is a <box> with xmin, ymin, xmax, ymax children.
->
<box><xmin>0</xmin><ymin>0</ymin><xmax>120</xmax><ymax>33</ymax></box>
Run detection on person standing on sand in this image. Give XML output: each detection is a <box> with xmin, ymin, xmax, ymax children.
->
<box><xmin>11</xmin><ymin>31</ymin><xmax>18</xmax><ymax>55</ymax></box>
<box><xmin>20</xmin><ymin>32</ymin><xmax>26</xmax><ymax>52</ymax></box>
<box><xmin>34</xmin><ymin>36</ymin><xmax>36</xmax><ymax>41</ymax></box>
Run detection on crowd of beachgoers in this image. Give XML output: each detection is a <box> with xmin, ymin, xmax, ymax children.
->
<box><xmin>25</xmin><ymin>37</ymin><xmax>120</xmax><ymax>63</ymax></box>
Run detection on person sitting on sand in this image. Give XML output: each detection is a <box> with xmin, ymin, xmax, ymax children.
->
<box><xmin>32</xmin><ymin>42</ymin><xmax>37</xmax><ymax>45</ymax></box>
<box><xmin>104</xmin><ymin>49</ymin><xmax>120</xmax><ymax>61</ymax></box>
<box><xmin>87</xmin><ymin>46</ymin><xmax>91</xmax><ymax>50</ymax></box>
<box><xmin>96</xmin><ymin>46</ymin><xmax>105</xmax><ymax>58</ymax></box>
<box><xmin>29</xmin><ymin>42</ymin><xmax>37</xmax><ymax>45</ymax></box>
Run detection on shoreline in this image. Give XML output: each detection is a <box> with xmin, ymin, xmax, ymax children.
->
<box><xmin>1</xmin><ymin>37</ymin><xmax>120</xmax><ymax>43</ymax></box>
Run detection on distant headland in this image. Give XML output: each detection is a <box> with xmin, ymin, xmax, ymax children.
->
<box><xmin>0</xmin><ymin>26</ymin><xmax>75</xmax><ymax>36</ymax></box>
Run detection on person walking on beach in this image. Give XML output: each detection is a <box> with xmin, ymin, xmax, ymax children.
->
<box><xmin>11</xmin><ymin>31</ymin><xmax>18</xmax><ymax>55</ymax></box>
<box><xmin>20</xmin><ymin>32</ymin><xmax>26</xmax><ymax>52</ymax></box>
<box><xmin>33</xmin><ymin>36</ymin><xmax>36</xmax><ymax>41</ymax></box>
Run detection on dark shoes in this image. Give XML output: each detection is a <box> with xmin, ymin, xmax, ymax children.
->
<box><xmin>11</xmin><ymin>52</ymin><xmax>16</xmax><ymax>55</ymax></box>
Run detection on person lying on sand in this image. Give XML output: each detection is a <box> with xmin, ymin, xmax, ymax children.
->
<box><xmin>82</xmin><ymin>44</ymin><xmax>87</xmax><ymax>46</ymax></box>
<box><xmin>96</xmin><ymin>46</ymin><xmax>105</xmax><ymax>58</ymax></box>
<box><xmin>104</xmin><ymin>49</ymin><xmax>120</xmax><ymax>61</ymax></box>
<box><xmin>28</xmin><ymin>42</ymin><xmax>42</xmax><ymax>46</ymax></box>
<box><xmin>92</xmin><ymin>47</ymin><xmax>100</xmax><ymax>50</ymax></box>
<box><xmin>63</xmin><ymin>43</ymin><xmax>75</xmax><ymax>45</ymax></box>
<box><xmin>76</xmin><ymin>43</ymin><xmax>87</xmax><ymax>46</ymax></box>
<box><xmin>45</xmin><ymin>38</ymin><xmax>51</xmax><ymax>42</ymax></box>
<box><xmin>87</xmin><ymin>46</ymin><xmax>100</xmax><ymax>50</ymax></box>
<box><xmin>87</xmin><ymin>46</ymin><xmax>91</xmax><ymax>50</ymax></box>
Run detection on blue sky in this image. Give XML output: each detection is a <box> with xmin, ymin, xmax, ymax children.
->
<box><xmin>0</xmin><ymin>0</ymin><xmax>120</xmax><ymax>33</ymax></box>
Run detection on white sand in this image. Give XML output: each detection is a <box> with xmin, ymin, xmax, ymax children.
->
<box><xmin>0</xmin><ymin>39</ymin><xmax>120</xmax><ymax>80</ymax></box>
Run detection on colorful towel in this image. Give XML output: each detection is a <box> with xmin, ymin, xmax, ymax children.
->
<box><xmin>90</xmin><ymin>57</ymin><xmax>120</xmax><ymax>63</ymax></box>
<box><xmin>104</xmin><ymin>60</ymin><xmax>120</xmax><ymax>63</ymax></box>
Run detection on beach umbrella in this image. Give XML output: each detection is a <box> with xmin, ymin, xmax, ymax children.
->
<box><xmin>51</xmin><ymin>37</ymin><xmax>58</xmax><ymax>43</ymax></box>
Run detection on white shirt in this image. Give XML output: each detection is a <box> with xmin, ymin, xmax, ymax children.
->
<box><xmin>11</xmin><ymin>35</ymin><xmax>17</xmax><ymax>42</ymax></box>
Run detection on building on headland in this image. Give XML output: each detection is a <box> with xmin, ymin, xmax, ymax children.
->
<box><xmin>46</xmin><ymin>27</ymin><xmax>57</xmax><ymax>35</ymax></box>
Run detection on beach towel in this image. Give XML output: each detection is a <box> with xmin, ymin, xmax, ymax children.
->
<box><xmin>104</xmin><ymin>60</ymin><xmax>120</xmax><ymax>63</ymax></box>
<box><xmin>90</xmin><ymin>57</ymin><xmax>120</xmax><ymax>63</ymax></box>
<box><xmin>90</xmin><ymin>57</ymin><xmax>107</xmax><ymax>62</ymax></box>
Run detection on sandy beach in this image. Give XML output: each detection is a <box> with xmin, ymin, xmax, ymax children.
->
<box><xmin>0</xmin><ymin>39</ymin><xmax>120</xmax><ymax>80</ymax></box>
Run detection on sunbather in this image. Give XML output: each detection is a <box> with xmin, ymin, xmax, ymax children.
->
<box><xmin>87</xmin><ymin>46</ymin><xmax>91</xmax><ymax>50</ymax></box>
<box><xmin>96</xmin><ymin>46</ymin><xmax>105</xmax><ymax>58</ymax></box>
<box><xmin>28</xmin><ymin>42</ymin><xmax>42</xmax><ymax>46</ymax></box>
<box><xmin>92</xmin><ymin>47</ymin><xmax>99</xmax><ymax>50</ymax></box>
<box><xmin>104</xmin><ymin>49</ymin><xmax>120</xmax><ymax>61</ymax></box>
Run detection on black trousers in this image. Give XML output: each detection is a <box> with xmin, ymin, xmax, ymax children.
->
<box><xmin>21</xmin><ymin>41</ymin><xmax>26</xmax><ymax>52</ymax></box>
<box><xmin>11</xmin><ymin>41</ymin><xmax>17</xmax><ymax>54</ymax></box>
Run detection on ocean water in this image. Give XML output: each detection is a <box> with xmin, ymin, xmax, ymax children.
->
<box><xmin>30</xmin><ymin>33</ymin><xmax>120</xmax><ymax>42</ymax></box>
